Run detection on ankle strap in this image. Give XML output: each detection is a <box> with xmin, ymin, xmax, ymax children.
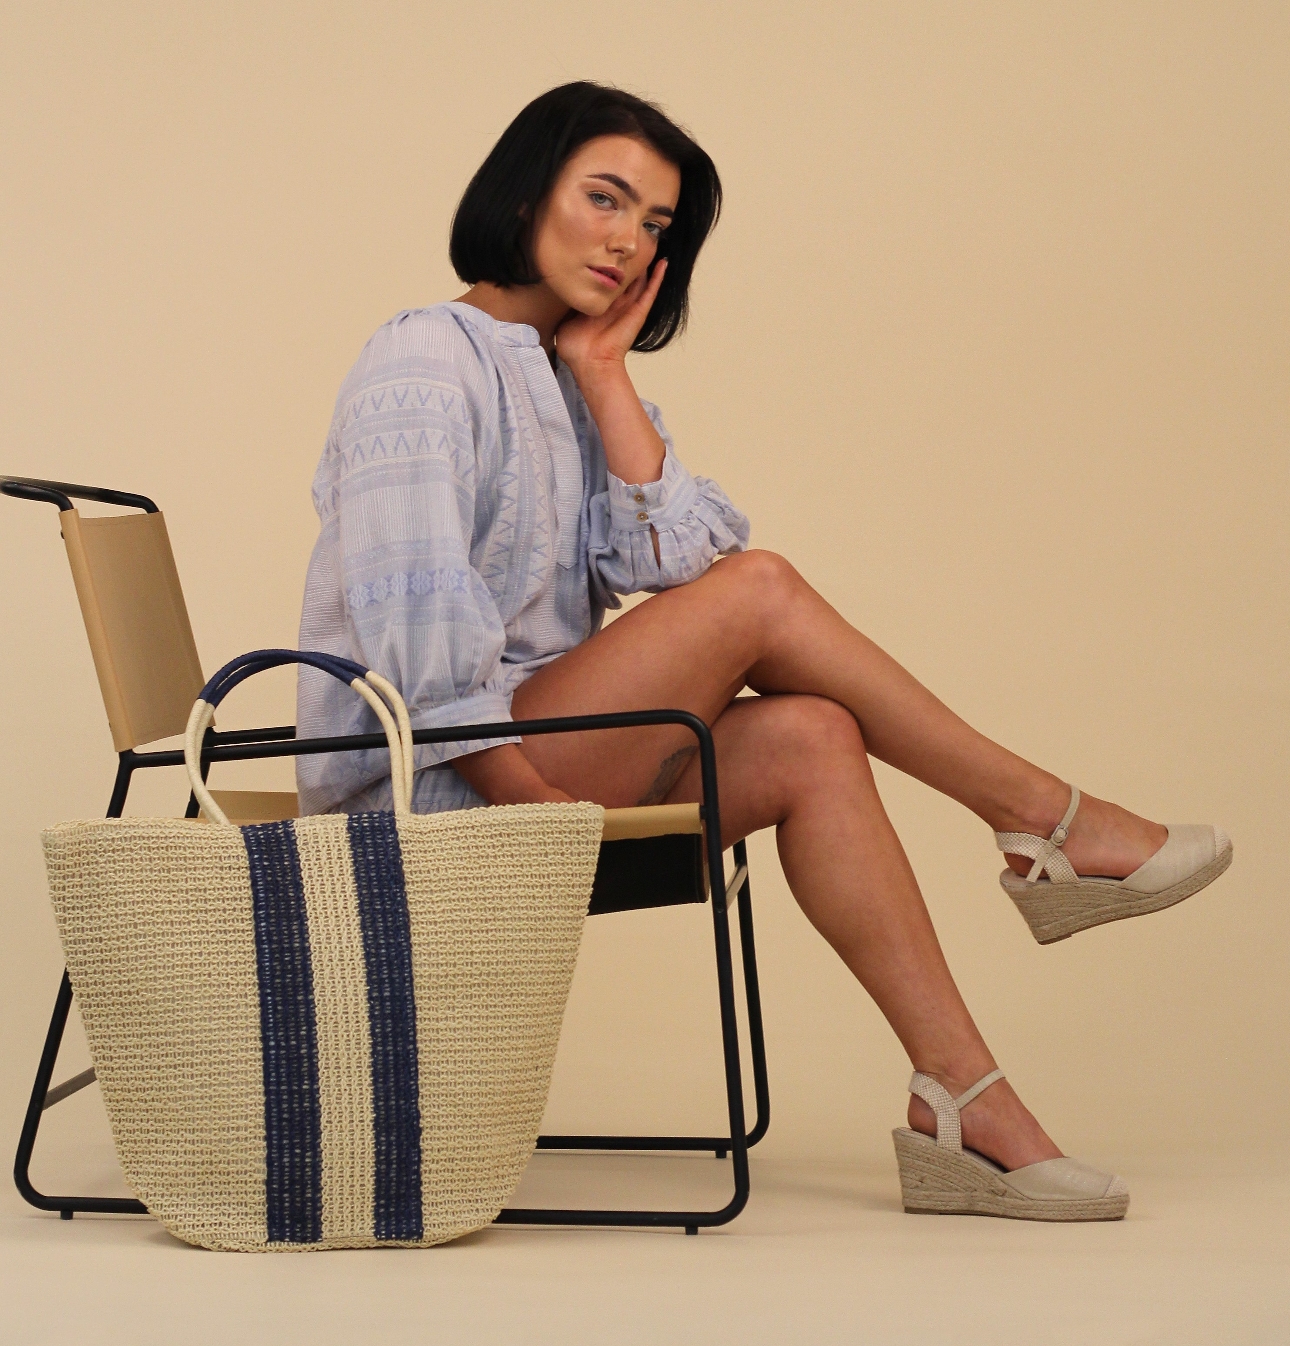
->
<box><xmin>908</xmin><ymin>1068</ymin><xmax>1006</xmax><ymax>1151</ymax></box>
<box><xmin>995</xmin><ymin>785</ymin><xmax>1082</xmax><ymax>884</ymax></box>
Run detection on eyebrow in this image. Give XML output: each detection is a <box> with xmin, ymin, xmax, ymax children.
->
<box><xmin>587</xmin><ymin>173</ymin><xmax>675</xmax><ymax>219</ymax></box>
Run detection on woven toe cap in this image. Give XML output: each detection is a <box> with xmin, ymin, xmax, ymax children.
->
<box><xmin>1122</xmin><ymin>823</ymin><xmax>1227</xmax><ymax>895</ymax></box>
<box><xmin>1001</xmin><ymin>1156</ymin><xmax>1126</xmax><ymax>1202</ymax></box>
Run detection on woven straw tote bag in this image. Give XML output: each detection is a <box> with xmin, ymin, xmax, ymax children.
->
<box><xmin>42</xmin><ymin>650</ymin><xmax>604</xmax><ymax>1251</ymax></box>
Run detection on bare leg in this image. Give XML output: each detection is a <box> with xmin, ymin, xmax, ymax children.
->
<box><xmin>517</xmin><ymin>550</ymin><xmax>1164</xmax><ymax>881</ymax></box>
<box><xmin>509</xmin><ymin>549</ymin><xmax>1162</xmax><ymax>1165</ymax></box>
<box><xmin>634</xmin><ymin>693</ymin><xmax>1062</xmax><ymax>1168</ymax></box>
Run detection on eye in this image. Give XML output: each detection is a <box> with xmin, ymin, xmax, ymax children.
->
<box><xmin>588</xmin><ymin>190</ymin><xmax>615</xmax><ymax>209</ymax></box>
<box><xmin>643</xmin><ymin>220</ymin><xmax>667</xmax><ymax>239</ymax></box>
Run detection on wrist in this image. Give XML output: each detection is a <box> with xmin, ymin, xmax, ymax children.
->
<box><xmin>564</xmin><ymin>356</ymin><xmax>631</xmax><ymax>398</ymax></box>
<box><xmin>454</xmin><ymin>743</ymin><xmax>564</xmax><ymax>806</ymax></box>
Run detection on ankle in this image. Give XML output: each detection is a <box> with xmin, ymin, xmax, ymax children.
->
<box><xmin>913</xmin><ymin>1060</ymin><xmax>997</xmax><ymax>1100</ymax></box>
<box><xmin>991</xmin><ymin>774</ymin><xmax>1070</xmax><ymax>837</ymax></box>
<box><xmin>907</xmin><ymin>1074</ymin><xmax>1063</xmax><ymax>1169</ymax></box>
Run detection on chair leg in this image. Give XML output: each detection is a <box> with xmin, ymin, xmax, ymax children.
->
<box><xmin>13</xmin><ymin>752</ymin><xmax>150</xmax><ymax>1219</ymax></box>
<box><xmin>13</xmin><ymin>970</ymin><xmax>147</xmax><ymax>1218</ymax></box>
<box><xmin>733</xmin><ymin>838</ymin><xmax>770</xmax><ymax>1150</ymax></box>
<box><xmin>534</xmin><ymin>845</ymin><xmax>770</xmax><ymax>1160</ymax></box>
<box><xmin>498</xmin><ymin>853</ymin><xmax>761</xmax><ymax>1232</ymax></box>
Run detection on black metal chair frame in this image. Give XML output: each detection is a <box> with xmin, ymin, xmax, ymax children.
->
<box><xmin>5</xmin><ymin>476</ymin><xmax>771</xmax><ymax>1236</ymax></box>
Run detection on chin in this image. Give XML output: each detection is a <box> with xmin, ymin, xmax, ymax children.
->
<box><xmin>550</xmin><ymin>275</ymin><xmax>614</xmax><ymax>316</ymax></box>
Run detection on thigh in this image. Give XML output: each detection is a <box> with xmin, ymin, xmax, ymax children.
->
<box><xmin>511</xmin><ymin>562</ymin><xmax>753</xmax><ymax>807</ymax></box>
<box><xmin>651</xmin><ymin>692</ymin><xmax>868</xmax><ymax>848</ymax></box>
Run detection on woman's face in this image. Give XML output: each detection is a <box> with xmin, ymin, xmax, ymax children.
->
<box><xmin>530</xmin><ymin>135</ymin><xmax>681</xmax><ymax>315</ymax></box>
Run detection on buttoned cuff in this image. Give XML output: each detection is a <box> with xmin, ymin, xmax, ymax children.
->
<box><xmin>606</xmin><ymin>443</ymin><xmax>700</xmax><ymax>535</ymax></box>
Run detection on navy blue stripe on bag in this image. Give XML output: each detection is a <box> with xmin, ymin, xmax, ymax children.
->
<box><xmin>348</xmin><ymin>811</ymin><xmax>424</xmax><ymax>1241</ymax></box>
<box><xmin>245</xmin><ymin>820</ymin><xmax>324</xmax><ymax>1244</ymax></box>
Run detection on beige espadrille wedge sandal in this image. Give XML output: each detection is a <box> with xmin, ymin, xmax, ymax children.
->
<box><xmin>995</xmin><ymin>786</ymin><xmax>1233</xmax><ymax>945</ymax></box>
<box><xmin>892</xmin><ymin>1070</ymin><xmax>1129</xmax><ymax>1221</ymax></box>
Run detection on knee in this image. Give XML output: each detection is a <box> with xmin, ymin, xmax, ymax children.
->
<box><xmin>743</xmin><ymin>696</ymin><xmax>867</xmax><ymax>824</ymax></box>
<box><xmin>772</xmin><ymin>695</ymin><xmax>867</xmax><ymax>769</ymax></box>
<box><xmin>716</xmin><ymin>548</ymin><xmax>803</xmax><ymax>615</ymax></box>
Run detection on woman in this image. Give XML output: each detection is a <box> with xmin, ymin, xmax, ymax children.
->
<box><xmin>297</xmin><ymin>82</ymin><xmax>1231</xmax><ymax>1221</ymax></box>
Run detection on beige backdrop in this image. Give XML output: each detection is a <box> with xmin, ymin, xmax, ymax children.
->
<box><xmin>0</xmin><ymin>0</ymin><xmax>1285</xmax><ymax>1205</ymax></box>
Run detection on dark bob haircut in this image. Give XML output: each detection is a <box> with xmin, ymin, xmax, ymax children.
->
<box><xmin>449</xmin><ymin>82</ymin><xmax>721</xmax><ymax>353</ymax></box>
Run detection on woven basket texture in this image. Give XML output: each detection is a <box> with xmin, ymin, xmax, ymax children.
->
<box><xmin>42</xmin><ymin>802</ymin><xmax>604</xmax><ymax>1251</ymax></box>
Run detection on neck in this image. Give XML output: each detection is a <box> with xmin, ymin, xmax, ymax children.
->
<box><xmin>455</xmin><ymin>282</ymin><xmax>569</xmax><ymax>355</ymax></box>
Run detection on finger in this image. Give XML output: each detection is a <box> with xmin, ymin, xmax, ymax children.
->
<box><xmin>613</xmin><ymin>264</ymin><xmax>664</xmax><ymax>321</ymax></box>
<box><xmin>595</xmin><ymin>282</ymin><xmax>647</xmax><ymax>338</ymax></box>
<box><xmin>635</xmin><ymin>259</ymin><xmax>668</xmax><ymax>309</ymax></box>
<box><xmin>608</xmin><ymin>279</ymin><xmax>643</xmax><ymax>313</ymax></box>
<box><xmin>599</xmin><ymin>275</ymin><xmax>644</xmax><ymax>321</ymax></box>
<box><xmin>595</xmin><ymin>262</ymin><xmax>669</xmax><ymax>345</ymax></box>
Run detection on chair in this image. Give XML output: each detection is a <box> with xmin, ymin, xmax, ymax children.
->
<box><xmin>1</xmin><ymin>475</ymin><xmax>770</xmax><ymax>1235</ymax></box>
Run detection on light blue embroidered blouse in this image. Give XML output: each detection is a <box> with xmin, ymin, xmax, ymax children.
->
<box><xmin>296</xmin><ymin>302</ymin><xmax>750</xmax><ymax>816</ymax></box>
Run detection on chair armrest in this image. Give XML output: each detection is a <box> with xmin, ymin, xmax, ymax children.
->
<box><xmin>142</xmin><ymin>707</ymin><xmax>730</xmax><ymax>907</ymax></box>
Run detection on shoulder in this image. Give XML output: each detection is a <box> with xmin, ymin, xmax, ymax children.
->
<box><xmin>338</xmin><ymin>304</ymin><xmax>497</xmax><ymax>416</ymax></box>
<box><xmin>315</xmin><ymin>307</ymin><xmax>498</xmax><ymax>513</ymax></box>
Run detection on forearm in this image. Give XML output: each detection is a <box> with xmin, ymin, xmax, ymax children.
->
<box><xmin>572</xmin><ymin>363</ymin><xmax>664</xmax><ymax>563</ymax></box>
<box><xmin>452</xmin><ymin>742</ymin><xmax>573</xmax><ymax>805</ymax></box>
<box><xmin>575</xmin><ymin>364</ymin><xmax>665</xmax><ymax>486</ymax></box>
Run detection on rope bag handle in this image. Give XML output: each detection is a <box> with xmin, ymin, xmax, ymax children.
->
<box><xmin>184</xmin><ymin>649</ymin><xmax>415</xmax><ymax>825</ymax></box>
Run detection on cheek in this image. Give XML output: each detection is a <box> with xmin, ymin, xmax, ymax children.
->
<box><xmin>538</xmin><ymin>199</ymin><xmax>605</xmax><ymax>265</ymax></box>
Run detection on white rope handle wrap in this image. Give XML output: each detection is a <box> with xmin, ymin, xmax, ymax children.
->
<box><xmin>185</xmin><ymin>671</ymin><xmax>413</xmax><ymax>825</ymax></box>
<box><xmin>349</xmin><ymin>678</ymin><xmax>410</xmax><ymax>816</ymax></box>
<box><xmin>184</xmin><ymin>697</ymin><xmax>222</xmax><ymax>821</ymax></box>
<box><xmin>362</xmin><ymin>669</ymin><xmax>414</xmax><ymax>810</ymax></box>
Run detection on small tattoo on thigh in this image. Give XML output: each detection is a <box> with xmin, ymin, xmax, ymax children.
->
<box><xmin>637</xmin><ymin>746</ymin><xmax>698</xmax><ymax>806</ymax></box>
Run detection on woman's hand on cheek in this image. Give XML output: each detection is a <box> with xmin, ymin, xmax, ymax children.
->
<box><xmin>557</xmin><ymin>260</ymin><xmax>667</xmax><ymax>385</ymax></box>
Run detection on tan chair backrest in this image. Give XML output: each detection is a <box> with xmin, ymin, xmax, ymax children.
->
<box><xmin>52</xmin><ymin>499</ymin><xmax>700</xmax><ymax>836</ymax></box>
<box><xmin>205</xmin><ymin>789</ymin><xmax>301</xmax><ymax>823</ymax></box>
<box><xmin>60</xmin><ymin>508</ymin><xmax>205</xmax><ymax>751</ymax></box>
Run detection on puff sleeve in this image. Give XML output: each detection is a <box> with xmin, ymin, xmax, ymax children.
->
<box><xmin>296</xmin><ymin>316</ymin><xmax>520</xmax><ymax>814</ymax></box>
<box><xmin>587</xmin><ymin>400</ymin><xmax>749</xmax><ymax>603</ymax></box>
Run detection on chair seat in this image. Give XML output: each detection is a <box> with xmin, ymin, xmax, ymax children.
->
<box><xmin>589</xmin><ymin>833</ymin><xmax>708</xmax><ymax>916</ymax></box>
<box><xmin>206</xmin><ymin>789</ymin><xmax>299</xmax><ymax>823</ymax></box>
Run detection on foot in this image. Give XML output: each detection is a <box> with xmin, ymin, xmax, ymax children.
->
<box><xmin>1002</xmin><ymin>788</ymin><xmax>1168</xmax><ymax>882</ymax></box>
<box><xmin>907</xmin><ymin>1072</ymin><xmax>1062</xmax><ymax>1171</ymax></box>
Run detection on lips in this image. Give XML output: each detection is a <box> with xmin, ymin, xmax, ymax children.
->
<box><xmin>588</xmin><ymin>265</ymin><xmax>623</xmax><ymax>288</ymax></box>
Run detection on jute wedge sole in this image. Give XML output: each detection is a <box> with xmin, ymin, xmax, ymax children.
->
<box><xmin>892</xmin><ymin>1129</ymin><xmax>1129</xmax><ymax>1221</ymax></box>
<box><xmin>1000</xmin><ymin>839</ymin><xmax>1233</xmax><ymax>944</ymax></box>
<box><xmin>994</xmin><ymin>785</ymin><xmax>1233</xmax><ymax>945</ymax></box>
<box><xmin>894</xmin><ymin>1070</ymin><xmax>1129</xmax><ymax>1222</ymax></box>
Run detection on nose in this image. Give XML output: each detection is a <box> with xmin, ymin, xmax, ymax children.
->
<box><xmin>608</xmin><ymin>223</ymin><xmax>638</xmax><ymax>259</ymax></box>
